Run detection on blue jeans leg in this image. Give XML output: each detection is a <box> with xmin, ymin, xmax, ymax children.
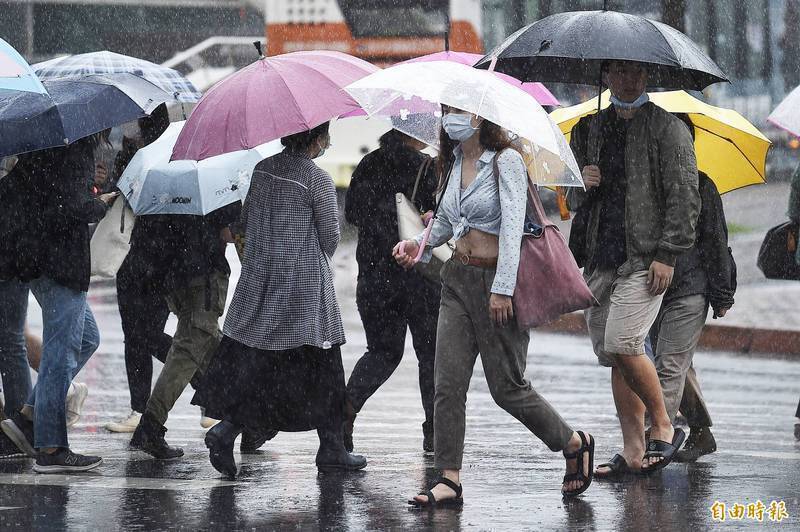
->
<box><xmin>27</xmin><ymin>278</ymin><xmax>90</xmax><ymax>449</ymax></box>
<box><xmin>0</xmin><ymin>279</ymin><xmax>33</xmax><ymax>417</ymax></box>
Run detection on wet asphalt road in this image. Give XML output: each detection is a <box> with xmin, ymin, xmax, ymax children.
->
<box><xmin>1</xmin><ymin>242</ymin><xmax>799</xmax><ymax>531</ymax></box>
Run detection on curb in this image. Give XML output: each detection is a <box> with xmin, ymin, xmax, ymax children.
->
<box><xmin>540</xmin><ymin>312</ymin><xmax>800</xmax><ymax>357</ymax></box>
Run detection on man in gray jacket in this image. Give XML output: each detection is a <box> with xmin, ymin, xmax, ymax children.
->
<box><xmin>568</xmin><ymin>60</ymin><xmax>700</xmax><ymax>476</ymax></box>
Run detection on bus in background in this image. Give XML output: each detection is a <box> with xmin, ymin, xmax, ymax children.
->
<box><xmin>265</xmin><ymin>0</ymin><xmax>483</xmax><ymax>65</ymax></box>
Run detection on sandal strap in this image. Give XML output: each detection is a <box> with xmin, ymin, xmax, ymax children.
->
<box><xmin>416</xmin><ymin>489</ymin><xmax>436</xmax><ymax>505</ymax></box>
<box><xmin>435</xmin><ymin>476</ymin><xmax>463</xmax><ymax>497</ymax></box>
<box><xmin>563</xmin><ymin>430</ymin><xmax>591</xmax><ymax>459</ymax></box>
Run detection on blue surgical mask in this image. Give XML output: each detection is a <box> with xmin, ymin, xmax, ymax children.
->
<box><xmin>315</xmin><ymin>137</ymin><xmax>330</xmax><ymax>158</ymax></box>
<box><xmin>442</xmin><ymin>113</ymin><xmax>477</xmax><ymax>142</ymax></box>
<box><xmin>610</xmin><ymin>92</ymin><xmax>650</xmax><ymax>110</ymax></box>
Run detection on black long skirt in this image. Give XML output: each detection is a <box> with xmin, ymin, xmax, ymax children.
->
<box><xmin>191</xmin><ymin>336</ymin><xmax>345</xmax><ymax>432</ymax></box>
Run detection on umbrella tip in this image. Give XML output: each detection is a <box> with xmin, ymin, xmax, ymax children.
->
<box><xmin>253</xmin><ymin>41</ymin><xmax>265</xmax><ymax>59</ymax></box>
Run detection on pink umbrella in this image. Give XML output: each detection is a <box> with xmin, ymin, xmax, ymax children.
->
<box><xmin>403</xmin><ymin>51</ymin><xmax>559</xmax><ymax>106</ymax></box>
<box><xmin>172</xmin><ymin>51</ymin><xmax>379</xmax><ymax>161</ymax></box>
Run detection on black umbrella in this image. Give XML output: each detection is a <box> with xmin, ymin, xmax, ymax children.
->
<box><xmin>474</xmin><ymin>8</ymin><xmax>728</xmax><ymax>91</ymax></box>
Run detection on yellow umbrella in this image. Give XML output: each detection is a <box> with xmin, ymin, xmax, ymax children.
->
<box><xmin>550</xmin><ymin>90</ymin><xmax>771</xmax><ymax>194</ymax></box>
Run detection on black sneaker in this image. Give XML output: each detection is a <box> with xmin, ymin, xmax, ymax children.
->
<box><xmin>674</xmin><ymin>426</ymin><xmax>717</xmax><ymax>463</ymax></box>
<box><xmin>1</xmin><ymin>414</ymin><xmax>36</xmax><ymax>457</ymax></box>
<box><xmin>33</xmin><ymin>448</ymin><xmax>102</xmax><ymax>473</ymax></box>
<box><xmin>0</xmin><ymin>430</ymin><xmax>25</xmax><ymax>459</ymax></box>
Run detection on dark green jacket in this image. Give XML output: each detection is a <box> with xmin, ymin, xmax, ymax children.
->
<box><xmin>567</xmin><ymin>103</ymin><xmax>700</xmax><ymax>276</ymax></box>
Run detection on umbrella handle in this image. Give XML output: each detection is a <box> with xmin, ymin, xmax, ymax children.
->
<box><xmin>414</xmin><ymin>217</ymin><xmax>435</xmax><ymax>263</ymax></box>
<box><xmin>397</xmin><ymin>217</ymin><xmax>434</xmax><ymax>266</ymax></box>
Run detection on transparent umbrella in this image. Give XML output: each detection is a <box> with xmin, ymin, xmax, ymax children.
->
<box><xmin>345</xmin><ymin>60</ymin><xmax>582</xmax><ymax>188</ymax></box>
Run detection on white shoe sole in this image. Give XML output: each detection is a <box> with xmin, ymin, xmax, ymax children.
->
<box><xmin>33</xmin><ymin>458</ymin><xmax>103</xmax><ymax>474</ymax></box>
<box><xmin>105</xmin><ymin>421</ymin><xmax>140</xmax><ymax>433</ymax></box>
<box><xmin>66</xmin><ymin>384</ymin><xmax>89</xmax><ymax>428</ymax></box>
<box><xmin>0</xmin><ymin>419</ymin><xmax>36</xmax><ymax>458</ymax></box>
<box><xmin>200</xmin><ymin>417</ymin><xmax>220</xmax><ymax>429</ymax></box>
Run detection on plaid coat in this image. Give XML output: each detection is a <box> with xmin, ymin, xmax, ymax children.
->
<box><xmin>223</xmin><ymin>151</ymin><xmax>345</xmax><ymax>351</ymax></box>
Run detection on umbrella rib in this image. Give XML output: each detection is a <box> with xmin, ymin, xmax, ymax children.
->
<box><xmin>692</xmin><ymin>123</ymin><xmax>768</xmax><ymax>181</ymax></box>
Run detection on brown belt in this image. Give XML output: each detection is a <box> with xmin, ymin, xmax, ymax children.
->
<box><xmin>452</xmin><ymin>250</ymin><xmax>498</xmax><ymax>269</ymax></box>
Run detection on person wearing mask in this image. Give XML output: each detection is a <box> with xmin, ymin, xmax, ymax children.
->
<box><xmin>0</xmin><ymin>136</ymin><xmax>117</xmax><ymax>471</ymax></box>
<box><xmin>192</xmin><ymin>122</ymin><xmax>367</xmax><ymax>478</ymax></box>
<box><xmin>343</xmin><ymin>129</ymin><xmax>440</xmax><ymax>453</ymax></box>
<box><xmin>394</xmin><ymin>106</ymin><xmax>595</xmax><ymax>505</ymax></box>
<box><xmin>567</xmin><ymin>61</ymin><xmax>700</xmax><ymax>477</ymax></box>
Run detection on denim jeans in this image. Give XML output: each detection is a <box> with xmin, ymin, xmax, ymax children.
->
<box><xmin>25</xmin><ymin>277</ymin><xmax>100</xmax><ymax>449</ymax></box>
<box><xmin>0</xmin><ymin>280</ymin><xmax>33</xmax><ymax>417</ymax></box>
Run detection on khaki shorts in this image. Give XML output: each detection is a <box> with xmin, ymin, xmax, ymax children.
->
<box><xmin>584</xmin><ymin>269</ymin><xmax>664</xmax><ymax>367</ymax></box>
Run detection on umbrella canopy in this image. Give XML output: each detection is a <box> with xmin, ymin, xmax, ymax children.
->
<box><xmin>404</xmin><ymin>51</ymin><xmax>559</xmax><ymax>106</ymax></box>
<box><xmin>0</xmin><ymin>74</ymin><xmax>171</xmax><ymax>158</ymax></box>
<box><xmin>346</xmin><ymin>60</ymin><xmax>583</xmax><ymax>187</ymax></box>
<box><xmin>0</xmin><ymin>37</ymin><xmax>47</xmax><ymax>94</ymax></box>
<box><xmin>474</xmin><ymin>10</ymin><xmax>728</xmax><ymax>91</ymax></box>
<box><xmin>117</xmin><ymin>121</ymin><xmax>282</xmax><ymax>216</ymax></box>
<box><xmin>551</xmin><ymin>90</ymin><xmax>770</xmax><ymax>194</ymax></box>
<box><xmin>767</xmin><ymin>85</ymin><xmax>800</xmax><ymax>138</ymax></box>
<box><xmin>171</xmin><ymin>50</ymin><xmax>379</xmax><ymax>162</ymax></box>
<box><xmin>34</xmin><ymin>50</ymin><xmax>201</xmax><ymax>102</ymax></box>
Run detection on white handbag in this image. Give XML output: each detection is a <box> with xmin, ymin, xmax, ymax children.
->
<box><xmin>396</xmin><ymin>158</ymin><xmax>453</xmax><ymax>281</ymax></box>
<box><xmin>90</xmin><ymin>197</ymin><xmax>135</xmax><ymax>279</ymax></box>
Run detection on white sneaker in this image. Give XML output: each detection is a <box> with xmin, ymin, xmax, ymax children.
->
<box><xmin>65</xmin><ymin>382</ymin><xmax>89</xmax><ymax>428</ymax></box>
<box><xmin>105</xmin><ymin>411</ymin><xmax>142</xmax><ymax>433</ymax></box>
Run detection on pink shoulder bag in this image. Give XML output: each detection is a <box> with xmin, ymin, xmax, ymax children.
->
<box><xmin>513</xmin><ymin>182</ymin><xmax>598</xmax><ymax>329</ymax></box>
<box><xmin>494</xmin><ymin>152</ymin><xmax>598</xmax><ymax>329</ymax></box>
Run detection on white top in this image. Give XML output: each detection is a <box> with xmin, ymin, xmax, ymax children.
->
<box><xmin>415</xmin><ymin>147</ymin><xmax>528</xmax><ymax>295</ymax></box>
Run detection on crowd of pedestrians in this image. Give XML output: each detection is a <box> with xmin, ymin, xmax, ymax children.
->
<box><xmin>0</xmin><ymin>25</ymin><xmax>798</xmax><ymax>509</ymax></box>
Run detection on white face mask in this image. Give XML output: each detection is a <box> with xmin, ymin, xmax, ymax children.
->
<box><xmin>610</xmin><ymin>92</ymin><xmax>650</xmax><ymax>110</ymax></box>
<box><xmin>442</xmin><ymin>113</ymin><xmax>478</xmax><ymax>142</ymax></box>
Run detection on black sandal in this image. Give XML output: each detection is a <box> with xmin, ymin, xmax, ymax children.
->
<box><xmin>595</xmin><ymin>453</ymin><xmax>640</xmax><ymax>479</ymax></box>
<box><xmin>641</xmin><ymin>427</ymin><xmax>685</xmax><ymax>474</ymax></box>
<box><xmin>408</xmin><ymin>477</ymin><xmax>464</xmax><ymax>508</ymax></box>
<box><xmin>561</xmin><ymin>431</ymin><xmax>595</xmax><ymax>498</ymax></box>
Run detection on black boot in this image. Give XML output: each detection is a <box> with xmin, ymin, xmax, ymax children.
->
<box><xmin>674</xmin><ymin>426</ymin><xmax>716</xmax><ymax>463</ymax></box>
<box><xmin>205</xmin><ymin>420</ymin><xmax>242</xmax><ymax>478</ymax></box>
<box><xmin>240</xmin><ymin>428</ymin><xmax>279</xmax><ymax>454</ymax></box>
<box><xmin>129</xmin><ymin>412</ymin><xmax>184</xmax><ymax>460</ymax></box>
<box><xmin>422</xmin><ymin>420</ymin><xmax>434</xmax><ymax>453</ymax></box>
<box><xmin>342</xmin><ymin>399</ymin><xmax>356</xmax><ymax>453</ymax></box>
<box><xmin>316</xmin><ymin>426</ymin><xmax>367</xmax><ymax>472</ymax></box>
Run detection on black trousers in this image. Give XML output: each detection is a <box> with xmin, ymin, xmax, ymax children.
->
<box><xmin>346</xmin><ymin>269</ymin><xmax>440</xmax><ymax>422</ymax></box>
<box><xmin>796</xmin><ymin>396</ymin><xmax>800</xmax><ymax>419</ymax></box>
<box><xmin>116</xmin><ymin>256</ymin><xmax>173</xmax><ymax>414</ymax></box>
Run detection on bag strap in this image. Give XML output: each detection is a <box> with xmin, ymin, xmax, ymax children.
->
<box><xmin>410</xmin><ymin>156</ymin><xmax>431</xmax><ymax>205</ymax></box>
<box><xmin>491</xmin><ymin>150</ymin><xmax>554</xmax><ymax>229</ymax></box>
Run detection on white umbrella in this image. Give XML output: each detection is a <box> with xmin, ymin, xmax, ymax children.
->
<box><xmin>345</xmin><ymin>60</ymin><xmax>583</xmax><ymax>187</ymax></box>
<box><xmin>768</xmin><ymin>84</ymin><xmax>800</xmax><ymax>137</ymax></box>
<box><xmin>117</xmin><ymin>121</ymin><xmax>281</xmax><ymax>215</ymax></box>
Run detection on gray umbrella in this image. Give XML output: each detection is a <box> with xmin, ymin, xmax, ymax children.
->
<box><xmin>474</xmin><ymin>8</ymin><xmax>728</xmax><ymax>91</ymax></box>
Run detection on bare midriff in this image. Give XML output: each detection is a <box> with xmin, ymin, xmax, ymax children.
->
<box><xmin>454</xmin><ymin>228</ymin><xmax>499</xmax><ymax>260</ymax></box>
